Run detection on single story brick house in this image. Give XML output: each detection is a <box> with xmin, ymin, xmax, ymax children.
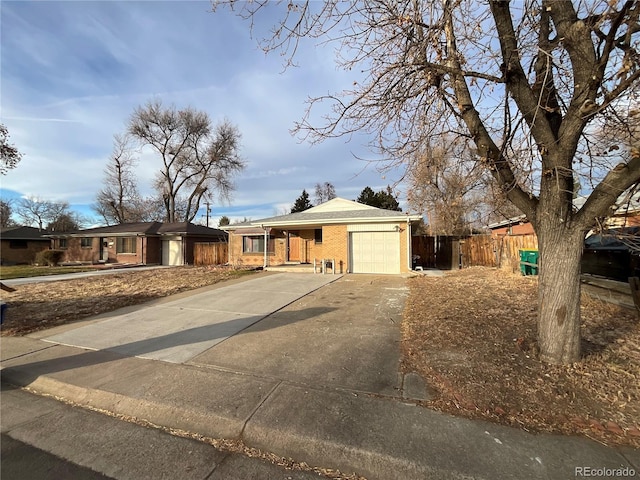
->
<box><xmin>487</xmin><ymin>215</ymin><xmax>535</xmax><ymax>237</ymax></box>
<box><xmin>222</xmin><ymin>198</ymin><xmax>423</xmax><ymax>274</ymax></box>
<box><xmin>0</xmin><ymin>226</ymin><xmax>51</xmax><ymax>265</ymax></box>
<box><xmin>46</xmin><ymin>222</ymin><xmax>227</xmax><ymax>266</ymax></box>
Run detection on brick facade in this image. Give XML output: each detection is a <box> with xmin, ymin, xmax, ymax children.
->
<box><xmin>318</xmin><ymin>225</ymin><xmax>348</xmax><ymax>273</ymax></box>
<box><xmin>56</xmin><ymin>236</ymin><xmax>157</xmax><ymax>264</ymax></box>
<box><xmin>0</xmin><ymin>240</ymin><xmax>50</xmax><ymax>265</ymax></box>
<box><xmin>229</xmin><ymin>222</ymin><xmax>414</xmax><ymax>274</ymax></box>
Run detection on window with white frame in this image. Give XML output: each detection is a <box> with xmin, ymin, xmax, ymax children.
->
<box><xmin>242</xmin><ymin>235</ymin><xmax>274</xmax><ymax>254</ymax></box>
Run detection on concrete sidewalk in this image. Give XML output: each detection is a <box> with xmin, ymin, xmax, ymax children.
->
<box><xmin>2</xmin><ymin>265</ymin><xmax>171</xmax><ymax>287</ymax></box>
<box><xmin>1</xmin><ymin>274</ymin><xmax>639</xmax><ymax>480</ymax></box>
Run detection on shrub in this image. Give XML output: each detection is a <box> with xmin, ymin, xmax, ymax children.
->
<box><xmin>35</xmin><ymin>250</ymin><xmax>65</xmax><ymax>267</ymax></box>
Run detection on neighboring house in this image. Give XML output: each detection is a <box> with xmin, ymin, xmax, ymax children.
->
<box><xmin>0</xmin><ymin>226</ymin><xmax>51</xmax><ymax>265</ymax></box>
<box><xmin>607</xmin><ymin>188</ymin><xmax>640</xmax><ymax>228</ymax></box>
<box><xmin>486</xmin><ymin>191</ymin><xmax>640</xmax><ymax>281</ymax></box>
<box><xmin>222</xmin><ymin>198</ymin><xmax>422</xmax><ymax>274</ymax></box>
<box><xmin>46</xmin><ymin>222</ymin><xmax>227</xmax><ymax>266</ymax></box>
<box><xmin>487</xmin><ymin>215</ymin><xmax>535</xmax><ymax>237</ymax></box>
<box><xmin>488</xmin><ymin>189</ymin><xmax>640</xmax><ymax>236</ymax></box>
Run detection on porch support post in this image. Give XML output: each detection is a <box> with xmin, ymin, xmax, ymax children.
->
<box><xmin>262</xmin><ymin>225</ymin><xmax>268</xmax><ymax>268</ymax></box>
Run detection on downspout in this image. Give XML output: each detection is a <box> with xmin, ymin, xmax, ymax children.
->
<box><xmin>183</xmin><ymin>235</ymin><xmax>187</xmax><ymax>265</ymax></box>
<box><xmin>407</xmin><ymin>216</ymin><xmax>412</xmax><ymax>271</ymax></box>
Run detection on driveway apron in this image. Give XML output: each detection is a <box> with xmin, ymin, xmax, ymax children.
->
<box><xmin>191</xmin><ymin>274</ymin><xmax>410</xmax><ymax>397</ymax></box>
<box><xmin>42</xmin><ymin>274</ymin><xmax>340</xmax><ymax>364</ymax></box>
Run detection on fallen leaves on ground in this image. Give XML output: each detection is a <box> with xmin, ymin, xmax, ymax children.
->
<box><xmin>402</xmin><ymin>267</ymin><xmax>640</xmax><ymax>448</ymax></box>
<box><xmin>0</xmin><ymin>267</ymin><xmax>256</xmax><ymax>336</ymax></box>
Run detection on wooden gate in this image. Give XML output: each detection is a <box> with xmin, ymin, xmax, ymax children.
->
<box><xmin>194</xmin><ymin>242</ymin><xmax>228</xmax><ymax>266</ymax></box>
<box><xmin>411</xmin><ymin>235</ymin><xmax>461</xmax><ymax>269</ymax></box>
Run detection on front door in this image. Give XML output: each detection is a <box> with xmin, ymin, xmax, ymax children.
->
<box><xmin>100</xmin><ymin>238</ymin><xmax>109</xmax><ymax>262</ymax></box>
<box><xmin>288</xmin><ymin>233</ymin><xmax>301</xmax><ymax>262</ymax></box>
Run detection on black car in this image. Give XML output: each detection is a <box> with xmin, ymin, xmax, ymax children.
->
<box><xmin>581</xmin><ymin>227</ymin><xmax>640</xmax><ymax>282</ymax></box>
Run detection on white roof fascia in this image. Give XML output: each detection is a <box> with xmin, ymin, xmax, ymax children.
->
<box><xmin>307</xmin><ymin>197</ymin><xmax>378</xmax><ymax>213</ymax></box>
<box><xmin>260</xmin><ymin>214</ymin><xmax>422</xmax><ymax>228</ymax></box>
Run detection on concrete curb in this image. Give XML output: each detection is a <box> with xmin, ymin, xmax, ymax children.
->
<box><xmin>2</xmin><ymin>349</ymin><xmax>638</xmax><ymax>480</ymax></box>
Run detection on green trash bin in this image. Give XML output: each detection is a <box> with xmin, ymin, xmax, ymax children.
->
<box><xmin>519</xmin><ymin>249</ymin><xmax>539</xmax><ymax>275</ymax></box>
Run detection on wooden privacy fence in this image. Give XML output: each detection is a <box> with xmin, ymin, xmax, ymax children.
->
<box><xmin>460</xmin><ymin>234</ymin><xmax>538</xmax><ymax>270</ymax></box>
<box><xmin>411</xmin><ymin>235</ymin><xmax>461</xmax><ymax>270</ymax></box>
<box><xmin>194</xmin><ymin>242</ymin><xmax>228</xmax><ymax>266</ymax></box>
<box><xmin>460</xmin><ymin>235</ymin><xmax>496</xmax><ymax>267</ymax></box>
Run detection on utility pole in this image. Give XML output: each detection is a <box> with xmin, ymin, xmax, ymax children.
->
<box><xmin>205</xmin><ymin>202</ymin><xmax>211</xmax><ymax>227</ymax></box>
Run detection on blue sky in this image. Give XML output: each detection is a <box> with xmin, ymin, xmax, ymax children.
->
<box><xmin>1</xmin><ymin>1</ymin><xmax>405</xmax><ymax>226</ymax></box>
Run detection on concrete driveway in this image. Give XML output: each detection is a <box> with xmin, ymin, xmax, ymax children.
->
<box><xmin>39</xmin><ymin>272</ymin><xmax>416</xmax><ymax>397</ymax></box>
<box><xmin>190</xmin><ymin>274</ymin><xmax>411</xmax><ymax>396</ymax></box>
<box><xmin>41</xmin><ymin>273</ymin><xmax>341</xmax><ymax>364</ymax></box>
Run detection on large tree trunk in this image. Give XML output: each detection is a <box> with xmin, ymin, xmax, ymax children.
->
<box><xmin>536</xmin><ymin>224</ymin><xmax>585</xmax><ymax>364</ymax></box>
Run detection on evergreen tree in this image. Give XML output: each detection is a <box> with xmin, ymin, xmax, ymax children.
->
<box><xmin>356</xmin><ymin>186</ymin><xmax>401</xmax><ymax>211</ymax></box>
<box><xmin>356</xmin><ymin>186</ymin><xmax>376</xmax><ymax>206</ymax></box>
<box><xmin>291</xmin><ymin>189</ymin><xmax>313</xmax><ymax>213</ymax></box>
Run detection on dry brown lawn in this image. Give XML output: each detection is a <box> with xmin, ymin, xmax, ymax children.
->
<box><xmin>3</xmin><ymin>264</ymin><xmax>638</xmax><ymax>450</ymax></box>
<box><xmin>0</xmin><ymin>266</ymin><xmax>256</xmax><ymax>336</ymax></box>
<box><xmin>403</xmin><ymin>267</ymin><xmax>640</xmax><ymax>448</ymax></box>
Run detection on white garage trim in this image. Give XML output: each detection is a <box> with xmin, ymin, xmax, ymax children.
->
<box><xmin>347</xmin><ymin>223</ymin><xmax>399</xmax><ymax>232</ymax></box>
<box><xmin>349</xmin><ymin>231</ymin><xmax>400</xmax><ymax>274</ymax></box>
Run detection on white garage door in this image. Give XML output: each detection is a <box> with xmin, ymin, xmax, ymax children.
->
<box><xmin>162</xmin><ymin>239</ymin><xmax>184</xmax><ymax>266</ymax></box>
<box><xmin>350</xmin><ymin>231</ymin><xmax>400</xmax><ymax>274</ymax></box>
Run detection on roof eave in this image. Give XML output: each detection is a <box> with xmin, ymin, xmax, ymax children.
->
<box><xmin>259</xmin><ymin>214</ymin><xmax>423</xmax><ymax>228</ymax></box>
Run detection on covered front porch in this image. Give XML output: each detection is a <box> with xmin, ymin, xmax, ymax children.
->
<box><xmin>228</xmin><ymin>225</ymin><xmax>325</xmax><ymax>269</ymax></box>
<box><xmin>265</xmin><ymin>257</ymin><xmax>341</xmax><ymax>274</ymax></box>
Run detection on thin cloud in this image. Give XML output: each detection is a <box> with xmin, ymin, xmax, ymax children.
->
<box><xmin>1</xmin><ymin>1</ymin><xmax>407</xmax><ymax>224</ymax></box>
<box><xmin>1</xmin><ymin>116</ymin><xmax>83</xmax><ymax>123</ymax></box>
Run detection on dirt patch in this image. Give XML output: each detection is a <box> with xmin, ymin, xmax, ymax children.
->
<box><xmin>0</xmin><ymin>267</ymin><xmax>256</xmax><ymax>336</ymax></box>
<box><xmin>402</xmin><ymin>267</ymin><xmax>640</xmax><ymax>448</ymax></box>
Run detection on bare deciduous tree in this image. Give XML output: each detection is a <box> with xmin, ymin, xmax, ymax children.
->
<box><xmin>46</xmin><ymin>212</ymin><xmax>82</xmax><ymax>232</ymax></box>
<box><xmin>16</xmin><ymin>197</ymin><xmax>72</xmax><ymax>231</ymax></box>
<box><xmin>0</xmin><ymin>124</ymin><xmax>22</xmax><ymax>175</ymax></box>
<box><xmin>94</xmin><ymin>134</ymin><xmax>150</xmax><ymax>225</ymax></box>
<box><xmin>214</xmin><ymin>0</ymin><xmax>640</xmax><ymax>364</ymax></box>
<box><xmin>314</xmin><ymin>182</ymin><xmax>336</xmax><ymax>204</ymax></box>
<box><xmin>407</xmin><ymin>137</ymin><xmax>487</xmax><ymax>235</ymax></box>
<box><xmin>128</xmin><ymin>99</ymin><xmax>245</xmax><ymax>223</ymax></box>
<box><xmin>0</xmin><ymin>199</ymin><xmax>15</xmax><ymax>227</ymax></box>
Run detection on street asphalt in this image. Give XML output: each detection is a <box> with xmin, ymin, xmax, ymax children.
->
<box><xmin>1</xmin><ymin>384</ymin><xmax>323</xmax><ymax>480</ymax></box>
<box><xmin>1</xmin><ymin>272</ymin><xmax>639</xmax><ymax>479</ymax></box>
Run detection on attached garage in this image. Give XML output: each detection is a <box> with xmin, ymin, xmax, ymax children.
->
<box><xmin>162</xmin><ymin>237</ymin><xmax>184</xmax><ymax>266</ymax></box>
<box><xmin>349</xmin><ymin>226</ymin><xmax>401</xmax><ymax>274</ymax></box>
